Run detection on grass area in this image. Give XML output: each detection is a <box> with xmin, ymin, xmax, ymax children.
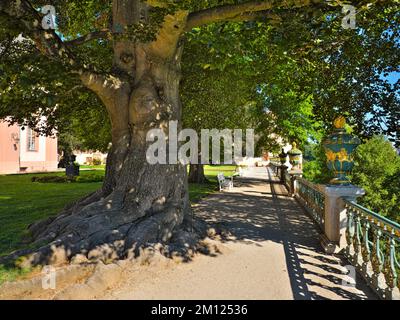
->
<box><xmin>0</xmin><ymin>171</ymin><xmax>101</xmax><ymax>257</ymax></box>
<box><xmin>79</xmin><ymin>164</ymin><xmax>106</xmax><ymax>170</ymax></box>
<box><xmin>189</xmin><ymin>165</ymin><xmax>237</xmax><ymax>202</ymax></box>
<box><xmin>0</xmin><ymin>165</ymin><xmax>236</xmax><ymax>284</ymax></box>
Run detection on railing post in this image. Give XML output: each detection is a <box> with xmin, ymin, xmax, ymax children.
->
<box><xmin>320</xmin><ymin>185</ymin><xmax>365</xmax><ymax>254</ymax></box>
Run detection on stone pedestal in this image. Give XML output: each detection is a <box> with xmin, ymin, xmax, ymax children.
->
<box><xmin>320</xmin><ymin>185</ymin><xmax>365</xmax><ymax>254</ymax></box>
<box><xmin>288</xmin><ymin>170</ymin><xmax>302</xmax><ymax>196</ymax></box>
<box><xmin>279</xmin><ymin>165</ymin><xmax>288</xmax><ymax>184</ymax></box>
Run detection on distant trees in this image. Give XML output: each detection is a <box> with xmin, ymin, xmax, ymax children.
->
<box><xmin>352</xmin><ymin>136</ymin><xmax>400</xmax><ymax>222</ymax></box>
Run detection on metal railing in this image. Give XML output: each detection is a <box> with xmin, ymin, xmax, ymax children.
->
<box><xmin>344</xmin><ymin>199</ymin><xmax>400</xmax><ymax>299</ymax></box>
<box><xmin>295</xmin><ymin>177</ymin><xmax>325</xmax><ymax>230</ymax></box>
<box><xmin>268</xmin><ymin>161</ymin><xmax>400</xmax><ymax>299</ymax></box>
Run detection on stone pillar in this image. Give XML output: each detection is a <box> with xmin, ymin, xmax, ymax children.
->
<box><xmin>320</xmin><ymin>185</ymin><xmax>365</xmax><ymax>254</ymax></box>
<box><xmin>289</xmin><ymin>171</ymin><xmax>302</xmax><ymax>196</ymax></box>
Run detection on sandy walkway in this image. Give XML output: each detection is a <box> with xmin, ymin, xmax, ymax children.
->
<box><xmin>101</xmin><ymin>167</ymin><xmax>376</xmax><ymax>300</ymax></box>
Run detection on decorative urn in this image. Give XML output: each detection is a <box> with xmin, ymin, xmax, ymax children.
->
<box><xmin>288</xmin><ymin>142</ymin><xmax>302</xmax><ymax>170</ymax></box>
<box><xmin>323</xmin><ymin>116</ymin><xmax>361</xmax><ymax>185</ymax></box>
<box><xmin>278</xmin><ymin>148</ymin><xmax>287</xmax><ymax>165</ymax></box>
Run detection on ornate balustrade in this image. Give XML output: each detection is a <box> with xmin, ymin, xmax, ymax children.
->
<box><xmin>268</xmin><ymin>159</ymin><xmax>400</xmax><ymax>299</ymax></box>
<box><xmin>295</xmin><ymin>178</ymin><xmax>325</xmax><ymax>231</ymax></box>
<box><xmin>343</xmin><ymin>200</ymin><xmax>400</xmax><ymax>299</ymax></box>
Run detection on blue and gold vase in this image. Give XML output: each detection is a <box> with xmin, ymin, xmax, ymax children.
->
<box><xmin>323</xmin><ymin>116</ymin><xmax>361</xmax><ymax>185</ymax></box>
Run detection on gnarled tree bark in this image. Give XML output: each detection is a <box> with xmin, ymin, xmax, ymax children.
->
<box><xmin>4</xmin><ymin>3</ymin><xmax>196</xmax><ymax>267</ymax></box>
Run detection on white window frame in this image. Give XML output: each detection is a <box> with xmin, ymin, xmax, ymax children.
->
<box><xmin>27</xmin><ymin>128</ymin><xmax>37</xmax><ymax>151</ymax></box>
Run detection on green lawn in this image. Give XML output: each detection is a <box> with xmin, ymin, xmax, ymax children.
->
<box><xmin>80</xmin><ymin>164</ymin><xmax>106</xmax><ymax>170</ymax></box>
<box><xmin>0</xmin><ymin>165</ymin><xmax>236</xmax><ymax>282</ymax></box>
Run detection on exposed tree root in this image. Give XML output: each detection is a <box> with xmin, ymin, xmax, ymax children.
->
<box><xmin>0</xmin><ymin>191</ymin><xmax>210</xmax><ymax>271</ymax></box>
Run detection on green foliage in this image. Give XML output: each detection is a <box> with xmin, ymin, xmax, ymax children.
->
<box><xmin>181</xmin><ymin>23</ymin><xmax>264</xmax><ymax>160</ymax></box>
<box><xmin>31</xmin><ymin>172</ymin><xmax>105</xmax><ymax>183</ymax></box>
<box><xmin>92</xmin><ymin>158</ymin><xmax>103</xmax><ymax>166</ymax></box>
<box><xmin>0</xmin><ymin>35</ymin><xmax>111</xmax><ymax>153</ymax></box>
<box><xmin>67</xmin><ymin>102</ymin><xmax>111</xmax><ymax>153</ymax></box>
<box><xmin>0</xmin><ymin>264</ymin><xmax>33</xmax><ymax>285</ymax></box>
<box><xmin>381</xmin><ymin>170</ymin><xmax>400</xmax><ymax>223</ymax></box>
<box><xmin>307</xmin><ymin>2</ymin><xmax>400</xmax><ymax>144</ymax></box>
<box><xmin>1</xmin><ymin>0</ymin><xmax>398</xmax><ymax>149</ymax></box>
<box><xmin>302</xmin><ymin>143</ymin><xmax>333</xmax><ymax>184</ymax></box>
<box><xmin>31</xmin><ymin>175</ymin><xmax>74</xmax><ymax>183</ymax></box>
<box><xmin>75</xmin><ymin>173</ymin><xmax>104</xmax><ymax>183</ymax></box>
<box><xmin>352</xmin><ymin>136</ymin><xmax>400</xmax><ymax>221</ymax></box>
<box><xmin>182</xmin><ymin>21</ymin><xmax>324</xmax><ymax>155</ymax></box>
<box><xmin>181</xmin><ymin>23</ymin><xmax>257</xmax><ymax>133</ymax></box>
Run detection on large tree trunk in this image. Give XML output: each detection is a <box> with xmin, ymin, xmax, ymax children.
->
<box><xmin>188</xmin><ymin>164</ymin><xmax>209</xmax><ymax>184</ymax></box>
<box><xmin>2</xmin><ymin>6</ymin><xmax>203</xmax><ymax>267</ymax></box>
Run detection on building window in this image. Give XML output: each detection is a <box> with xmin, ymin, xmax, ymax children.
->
<box><xmin>27</xmin><ymin>128</ymin><xmax>37</xmax><ymax>151</ymax></box>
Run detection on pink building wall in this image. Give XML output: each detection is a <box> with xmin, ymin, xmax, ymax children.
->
<box><xmin>0</xmin><ymin>122</ymin><xmax>20</xmax><ymax>174</ymax></box>
<box><xmin>0</xmin><ymin>121</ymin><xmax>58</xmax><ymax>174</ymax></box>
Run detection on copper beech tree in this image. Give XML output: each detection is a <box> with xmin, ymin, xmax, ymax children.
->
<box><xmin>0</xmin><ymin>0</ymin><xmax>388</xmax><ymax>266</ymax></box>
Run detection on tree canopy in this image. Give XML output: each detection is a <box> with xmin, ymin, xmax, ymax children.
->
<box><xmin>1</xmin><ymin>0</ymin><xmax>398</xmax><ymax>146</ymax></box>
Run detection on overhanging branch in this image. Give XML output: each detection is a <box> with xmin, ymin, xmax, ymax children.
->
<box><xmin>0</xmin><ymin>0</ymin><xmax>114</xmax><ymax>92</ymax></box>
<box><xmin>65</xmin><ymin>29</ymin><xmax>112</xmax><ymax>47</ymax></box>
<box><xmin>217</xmin><ymin>10</ymin><xmax>282</xmax><ymax>24</ymax></box>
<box><xmin>185</xmin><ymin>0</ymin><xmax>331</xmax><ymax>31</ymax></box>
<box><xmin>0</xmin><ymin>0</ymin><xmax>80</xmax><ymax>69</ymax></box>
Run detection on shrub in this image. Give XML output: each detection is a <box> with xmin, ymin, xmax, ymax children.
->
<box><xmin>75</xmin><ymin>173</ymin><xmax>104</xmax><ymax>183</ymax></box>
<box><xmin>382</xmin><ymin>170</ymin><xmax>400</xmax><ymax>223</ymax></box>
<box><xmin>302</xmin><ymin>144</ymin><xmax>333</xmax><ymax>184</ymax></box>
<box><xmin>32</xmin><ymin>176</ymin><xmax>75</xmax><ymax>183</ymax></box>
<box><xmin>92</xmin><ymin>158</ymin><xmax>102</xmax><ymax>166</ymax></box>
<box><xmin>32</xmin><ymin>173</ymin><xmax>104</xmax><ymax>184</ymax></box>
<box><xmin>352</xmin><ymin>136</ymin><xmax>400</xmax><ymax>219</ymax></box>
